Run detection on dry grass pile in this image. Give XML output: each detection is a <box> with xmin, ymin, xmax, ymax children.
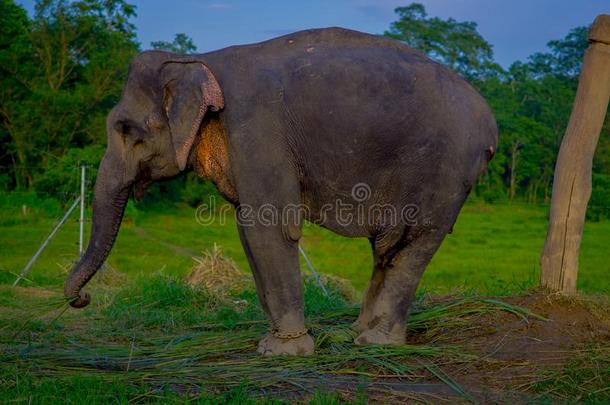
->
<box><xmin>185</xmin><ymin>244</ymin><xmax>251</xmax><ymax>293</ymax></box>
<box><xmin>186</xmin><ymin>244</ymin><xmax>359</xmax><ymax>304</ymax></box>
<box><xmin>316</xmin><ymin>273</ymin><xmax>361</xmax><ymax>303</ymax></box>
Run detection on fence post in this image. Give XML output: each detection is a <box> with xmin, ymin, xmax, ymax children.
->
<box><xmin>13</xmin><ymin>197</ymin><xmax>81</xmax><ymax>286</ymax></box>
<box><xmin>540</xmin><ymin>15</ymin><xmax>610</xmax><ymax>293</ymax></box>
<box><xmin>79</xmin><ymin>165</ymin><xmax>86</xmax><ymax>255</ymax></box>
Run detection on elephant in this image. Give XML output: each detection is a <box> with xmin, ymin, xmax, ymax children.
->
<box><xmin>64</xmin><ymin>27</ymin><xmax>497</xmax><ymax>356</ymax></box>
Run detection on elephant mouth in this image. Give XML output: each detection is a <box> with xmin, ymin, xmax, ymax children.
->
<box><xmin>133</xmin><ymin>167</ymin><xmax>153</xmax><ymax>201</ymax></box>
<box><xmin>133</xmin><ymin>178</ymin><xmax>152</xmax><ymax>201</ymax></box>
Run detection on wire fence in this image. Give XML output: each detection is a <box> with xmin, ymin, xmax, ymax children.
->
<box><xmin>10</xmin><ymin>165</ymin><xmax>88</xmax><ymax>286</ymax></box>
<box><xmin>5</xmin><ymin>162</ymin><xmax>609</xmax><ymax>289</ymax></box>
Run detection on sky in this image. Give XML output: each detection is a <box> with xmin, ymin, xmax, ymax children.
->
<box><xmin>17</xmin><ymin>0</ymin><xmax>610</xmax><ymax>68</ymax></box>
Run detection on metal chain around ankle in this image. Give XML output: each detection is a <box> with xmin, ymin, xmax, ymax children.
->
<box><xmin>270</xmin><ymin>327</ymin><xmax>309</xmax><ymax>340</ymax></box>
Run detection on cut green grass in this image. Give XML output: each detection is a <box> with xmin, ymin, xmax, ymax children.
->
<box><xmin>529</xmin><ymin>346</ymin><xmax>610</xmax><ymax>403</ymax></box>
<box><xmin>1</xmin><ymin>276</ymin><xmax>556</xmax><ymax>403</ymax></box>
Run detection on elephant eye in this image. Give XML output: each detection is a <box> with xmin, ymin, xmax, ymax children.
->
<box><xmin>114</xmin><ymin>120</ymin><xmax>130</xmax><ymax>135</ymax></box>
<box><xmin>115</xmin><ymin>120</ymin><xmax>140</xmax><ymax>137</ymax></box>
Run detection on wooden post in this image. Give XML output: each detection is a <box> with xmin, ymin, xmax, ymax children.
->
<box><xmin>541</xmin><ymin>15</ymin><xmax>610</xmax><ymax>293</ymax></box>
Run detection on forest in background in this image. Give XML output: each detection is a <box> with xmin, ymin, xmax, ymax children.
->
<box><xmin>1</xmin><ymin>1</ymin><xmax>609</xmax><ymax>218</ymax></box>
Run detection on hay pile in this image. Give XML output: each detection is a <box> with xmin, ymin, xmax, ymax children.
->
<box><xmin>186</xmin><ymin>244</ymin><xmax>251</xmax><ymax>293</ymax></box>
<box><xmin>186</xmin><ymin>244</ymin><xmax>360</xmax><ymax>304</ymax></box>
<box><xmin>316</xmin><ymin>273</ymin><xmax>361</xmax><ymax>303</ymax></box>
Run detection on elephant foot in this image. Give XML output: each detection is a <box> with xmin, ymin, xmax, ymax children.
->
<box><xmin>351</xmin><ymin>316</ymin><xmax>369</xmax><ymax>334</ymax></box>
<box><xmin>354</xmin><ymin>326</ymin><xmax>406</xmax><ymax>346</ymax></box>
<box><xmin>257</xmin><ymin>332</ymin><xmax>315</xmax><ymax>356</ymax></box>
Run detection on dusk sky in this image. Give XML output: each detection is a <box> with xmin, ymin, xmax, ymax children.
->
<box><xmin>17</xmin><ymin>0</ymin><xmax>610</xmax><ymax>67</ymax></box>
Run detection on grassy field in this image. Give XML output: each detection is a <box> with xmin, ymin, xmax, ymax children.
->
<box><xmin>1</xmin><ymin>196</ymin><xmax>609</xmax><ymax>295</ymax></box>
<box><xmin>1</xmin><ymin>270</ymin><xmax>609</xmax><ymax>403</ymax></box>
<box><xmin>1</xmin><ymin>194</ymin><xmax>610</xmax><ymax>403</ymax></box>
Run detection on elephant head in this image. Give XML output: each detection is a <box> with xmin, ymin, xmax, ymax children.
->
<box><xmin>64</xmin><ymin>51</ymin><xmax>224</xmax><ymax>308</ymax></box>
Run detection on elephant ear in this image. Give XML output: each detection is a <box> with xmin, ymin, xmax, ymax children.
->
<box><xmin>161</xmin><ymin>62</ymin><xmax>224</xmax><ymax>170</ymax></box>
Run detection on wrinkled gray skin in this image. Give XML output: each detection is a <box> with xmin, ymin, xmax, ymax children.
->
<box><xmin>65</xmin><ymin>28</ymin><xmax>497</xmax><ymax>356</ymax></box>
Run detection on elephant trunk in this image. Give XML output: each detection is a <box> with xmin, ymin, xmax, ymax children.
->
<box><xmin>64</xmin><ymin>155</ymin><xmax>131</xmax><ymax>308</ymax></box>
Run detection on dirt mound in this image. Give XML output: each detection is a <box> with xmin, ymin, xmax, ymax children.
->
<box><xmin>480</xmin><ymin>292</ymin><xmax>609</xmax><ymax>355</ymax></box>
<box><xmin>411</xmin><ymin>290</ymin><xmax>610</xmax><ymax>402</ymax></box>
<box><xmin>454</xmin><ymin>292</ymin><xmax>610</xmax><ymax>356</ymax></box>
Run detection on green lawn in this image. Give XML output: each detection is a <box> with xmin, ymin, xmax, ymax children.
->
<box><xmin>1</xmin><ymin>196</ymin><xmax>609</xmax><ymax>295</ymax></box>
<box><xmin>2</xmin><ymin>195</ymin><xmax>610</xmax><ymax>403</ymax></box>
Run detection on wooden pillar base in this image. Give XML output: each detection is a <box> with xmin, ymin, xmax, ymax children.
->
<box><xmin>540</xmin><ymin>15</ymin><xmax>610</xmax><ymax>293</ymax></box>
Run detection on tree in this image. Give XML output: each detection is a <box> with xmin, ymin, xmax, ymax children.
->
<box><xmin>151</xmin><ymin>33</ymin><xmax>196</xmax><ymax>54</ymax></box>
<box><xmin>0</xmin><ymin>1</ymin><xmax>206</xmax><ymax>201</ymax></box>
<box><xmin>0</xmin><ymin>0</ymin><xmax>139</xmax><ymax>190</ymax></box>
<box><xmin>526</xmin><ymin>27</ymin><xmax>588</xmax><ymax>80</ymax></box>
<box><xmin>474</xmin><ymin>22</ymin><xmax>602</xmax><ymax>203</ymax></box>
<box><xmin>0</xmin><ymin>0</ymin><xmax>34</xmax><ymax>188</ymax></box>
<box><xmin>384</xmin><ymin>3</ymin><xmax>501</xmax><ymax>80</ymax></box>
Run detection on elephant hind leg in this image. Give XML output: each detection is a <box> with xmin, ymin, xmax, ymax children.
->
<box><xmin>352</xmin><ymin>240</ymin><xmax>385</xmax><ymax>334</ymax></box>
<box><xmin>353</xmin><ymin>228</ymin><xmax>447</xmax><ymax>345</ymax></box>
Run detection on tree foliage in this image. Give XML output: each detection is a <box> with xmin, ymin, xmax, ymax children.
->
<box><xmin>0</xmin><ymin>1</ymin><xmax>609</xmax><ymax>217</ymax></box>
<box><xmin>384</xmin><ymin>3</ymin><xmax>501</xmax><ymax>80</ymax></box>
<box><xmin>0</xmin><ymin>0</ymin><xmax>138</xmax><ymax>190</ymax></box>
<box><xmin>0</xmin><ymin>0</ymin><xmax>200</xmax><ymax>202</ymax></box>
<box><xmin>525</xmin><ymin>26</ymin><xmax>588</xmax><ymax>79</ymax></box>
<box><xmin>151</xmin><ymin>33</ymin><xmax>197</xmax><ymax>54</ymax></box>
<box><xmin>385</xmin><ymin>3</ymin><xmax>610</xmax><ymax>216</ymax></box>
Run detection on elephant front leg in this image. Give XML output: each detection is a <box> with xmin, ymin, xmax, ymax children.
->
<box><xmin>237</xmin><ymin>221</ymin><xmax>314</xmax><ymax>356</ymax></box>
